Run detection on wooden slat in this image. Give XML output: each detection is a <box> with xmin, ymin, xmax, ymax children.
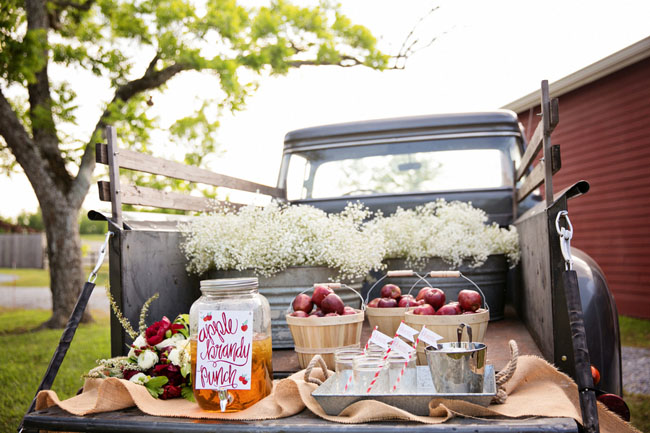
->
<box><xmin>541</xmin><ymin>81</ymin><xmax>555</xmax><ymax>207</ymax></box>
<box><xmin>516</xmin><ymin>120</ymin><xmax>544</xmax><ymax>180</ymax></box>
<box><xmin>516</xmin><ymin>145</ymin><xmax>561</xmax><ymax>203</ymax></box>
<box><xmin>517</xmin><ymin>161</ymin><xmax>546</xmax><ymax>203</ymax></box>
<box><xmin>106</xmin><ymin>126</ymin><xmax>123</xmax><ymax>228</ymax></box>
<box><xmin>516</xmin><ymin>98</ymin><xmax>560</xmax><ymax>181</ymax></box>
<box><xmin>96</xmin><ymin>143</ymin><xmax>284</xmax><ymax>198</ymax></box>
<box><xmin>98</xmin><ymin>181</ymin><xmax>243</xmax><ymax>212</ymax></box>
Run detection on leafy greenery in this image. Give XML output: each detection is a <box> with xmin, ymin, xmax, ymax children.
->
<box><xmin>0</xmin><ymin>309</ymin><xmax>110</xmax><ymax>431</ymax></box>
<box><xmin>620</xmin><ymin>316</ymin><xmax>650</xmax><ymax>348</ymax></box>
<box><xmin>0</xmin><ymin>0</ymin><xmax>392</xmax><ymax>327</ymax></box>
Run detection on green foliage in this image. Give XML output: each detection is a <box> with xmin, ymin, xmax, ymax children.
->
<box><xmin>15</xmin><ymin>210</ymin><xmax>44</xmax><ymax>231</ymax></box>
<box><xmin>79</xmin><ymin>213</ymin><xmax>107</xmax><ymax>235</ymax></box>
<box><xmin>144</xmin><ymin>375</ymin><xmax>168</xmax><ymax>398</ymax></box>
<box><xmin>0</xmin><ymin>309</ymin><xmax>110</xmax><ymax>431</ymax></box>
<box><xmin>2</xmin><ymin>0</ymin><xmax>389</xmax><ymax>179</ymax></box>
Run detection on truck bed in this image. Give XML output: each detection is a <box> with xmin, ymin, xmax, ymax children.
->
<box><xmin>23</xmin><ymin>313</ymin><xmax>574</xmax><ymax>433</ymax></box>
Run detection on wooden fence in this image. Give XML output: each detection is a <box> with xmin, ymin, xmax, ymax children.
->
<box><xmin>0</xmin><ymin>233</ymin><xmax>46</xmax><ymax>269</ymax></box>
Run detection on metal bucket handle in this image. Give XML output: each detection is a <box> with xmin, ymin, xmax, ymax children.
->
<box><xmin>364</xmin><ymin>270</ymin><xmax>431</xmax><ymax>306</ymax></box>
<box><xmin>457</xmin><ymin>323</ymin><xmax>473</xmax><ymax>344</ymax></box>
<box><xmin>287</xmin><ymin>282</ymin><xmax>366</xmax><ymax>314</ymax></box>
<box><xmin>412</xmin><ymin>270</ymin><xmax>490</xmax><ymax>311</ymax></box>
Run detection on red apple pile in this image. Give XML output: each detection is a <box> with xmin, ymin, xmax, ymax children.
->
<box><xmin>289</xmin><ymin>285</ymin><xmax>359</xmax><ymax>317</ymax></box>
<box><xmin>368</xmin><ymin>284</ymin><xmax>421</xmax><ymax>309</ymax></box>
<box><xmin>412</xmin><ymin>288</ymin><xmax>483</xmax><ymax>315</ymax></box>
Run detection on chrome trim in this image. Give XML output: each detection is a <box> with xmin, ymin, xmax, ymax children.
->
<box><xmin>283</xmin><ymin>131</ymin><xmax>521</xmax><ymax>153</ymax></box>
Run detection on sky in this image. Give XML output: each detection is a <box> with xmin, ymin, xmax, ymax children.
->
<box><xmin>2</xmin><ymin>0</ymin><xmax>650</xmax><ymax>218</ymax></box>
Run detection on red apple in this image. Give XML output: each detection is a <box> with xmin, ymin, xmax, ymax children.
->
<box><xmin>413</xmin><ymin>304</ymin><xmax>436</xmax><ymax>315</ymax></box>
<box><xmin>397</xmin><ymin>295</ymin><xmax>416</xmax><ymax>308</ymax></box>
<box><xmin>424</xmin><ymin>288</ymin><xmax>446</xmax><ymax>310</ymax></box>
<box><xmin>462</xmin><ymin>310</ymin><xmax>477</xmax><ymax>314</ymax></box>
<box><xmin>367</xmin><ymin>298</ymin><xmax>381</xmax><ymax>308</ymax></box>
<box><xmin>312</xmin><ymin>285</ymin><xmax>334</xmax><ymax>307</ymax></box>
<box><xmin>324</xmin><ymin>312</ymin><xmax>339</xmax><ymax>317</ymax></box>
<box><xmin>309</xmin><ymin>309</ymin><xmax>325</xmax><ymax>317</ymax></box>
<box><xmin>290</xmin><ymin>311</ymin><xmax>309</xmax><ymax>317</ymax></box>
<box><xmin>321</xmin><ymin>293</ymin><xmax>345</xmax><ymax>314</ymax></box>
<box><xmin>377</xmin><ymin>297</ymin><xmax>398</xmax><ymax>308</ymax></box>
<box><xmin>458</xmin><ymin>290</ymin><xmax>482</xmax><ymax>312</ymax></box>
<box><xmin>416</xmin><ymin>287</ymin><xmax>433</xmax><ymax>302</ymax></box>
<box><xmin>447</xmin><ymin>301</ymin><xmax>463</xmax><ymax>314</ymax></box>
<box><xmin>380</xmin><ymin>284</ymin><xmax>401</xmax><ymax>300</ymax></box>
<box><xmin>342</xmin><ymin>306</ymin><xmax>358</xmax><ymax>315</ymax></box>
<box><xmin>292</xmin><ymin>293</ymin><xmax>313</xmax><ymax>313</ymax></box>
<box><xmin>436</xmin><ymin>304</ymin><xmax>458</xmax><ymax>315</ymax></box>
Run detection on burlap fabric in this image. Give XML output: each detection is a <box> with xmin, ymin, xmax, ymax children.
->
<box><xmin>36</xmin><ymin>355</ymin><xmax>638</xmax><ymax>432</ymax></box>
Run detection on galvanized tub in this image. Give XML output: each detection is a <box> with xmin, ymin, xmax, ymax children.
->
<box><xmin>383</xmin><ymin>255</ymin><xmax>508</xmax><ymax>320</ymax></box>
<box><xmin>312</xmin><ymin>365</ymin><xmax>495</xmax><ymax>416</ymax></box>
<box><xmin>209</xmin><ymin>266</ymin><xmax>362</xmax><ymax>348</ymax></box>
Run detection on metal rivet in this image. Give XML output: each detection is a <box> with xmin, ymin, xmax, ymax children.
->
<box><xmin>561</xmin><ymin>355</ymin><xmax>567</xmax><ymax>361</ymax></box>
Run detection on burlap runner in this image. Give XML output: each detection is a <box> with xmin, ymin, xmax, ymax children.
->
<box><xmin>36</xmin><ymin>355</ymin><xmax>639</xmax><ymax>432</ymax></box>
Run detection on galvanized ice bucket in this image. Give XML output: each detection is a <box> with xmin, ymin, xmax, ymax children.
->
<box><xmin>425</xmin><ymin>323</ymin><xmax>487</xmax><ymax>393</ymax></box>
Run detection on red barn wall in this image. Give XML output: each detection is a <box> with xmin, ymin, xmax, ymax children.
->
<box><xmin>517</xmin><ymin>56</ymin><xmax>650</xmax><ymax>319</ymax></box>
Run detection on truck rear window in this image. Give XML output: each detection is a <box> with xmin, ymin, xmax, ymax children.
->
<box><xmin>284</xmin><ymin>136</ymin><xmax>521</xmax><ymax>200</ymax></box>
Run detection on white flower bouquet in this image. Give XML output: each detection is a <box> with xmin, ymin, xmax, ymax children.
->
<box><xmin>369</xmin><ymin>199</ymin><xmax>520</xmax><ymax>269</ymax></box>
<box><xmin>180</xmin><ymin>199</ymin><xmax>520</xmax><ymax>279</ymax></box>
<box><xmin>180</xmin><ymin>202</ymin><xmax>386</xmax><ymax>281</ymax></box>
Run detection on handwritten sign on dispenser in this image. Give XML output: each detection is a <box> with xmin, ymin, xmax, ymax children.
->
<box><xmin>196</xmin><ymin>310</ymin><xmax>253</xmax><ymax>390</ymax></box>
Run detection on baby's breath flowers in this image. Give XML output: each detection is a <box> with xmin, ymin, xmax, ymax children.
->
<box><xmin>180</xmin><ymin>199</ymin><xmax>520</xmax><ymax>279</ymax></box>
<box><xmin>180</xmin><ymin>201</ymin><xmax>386</xmax><ymax>281</ymax></box>
<box><xmin>369</xmin><ymin>199</ymin><xmax>520</xmax><ymax>269</ymax></box>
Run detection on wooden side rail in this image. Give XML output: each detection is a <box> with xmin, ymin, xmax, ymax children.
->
<box><xmin>95</xmin><ymin>143</ymin><xmax>283</xmax><ymax>198</ymax></box>
<box><xmin>514</xmin><ymin>80</ymin><xmax>561</xmax><ymax>213</ymax></box>
<box><xmin>96</xmin><ymin>125</ymin><xmax>285</xmax><ymax>227</ymax></box>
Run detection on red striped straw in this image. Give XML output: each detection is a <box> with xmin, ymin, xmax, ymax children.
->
<box><xmin>343</xmin><ymin>372</ymin><xmax>354</xmax><ymax>392</ymax></box>
<box><xmin>391</xmin><ymin>335</ymin><xmax>419</xmax><ymax>392</ymax></box>
<box><xmin>366</xmin><ymin>329</ymin><xmax>399</xmax><ymax>393</ymax></box>
<box><xmin>364</xmin><ymin>325</ymin><xmax>378</xmax><ymax>353</ymax></box>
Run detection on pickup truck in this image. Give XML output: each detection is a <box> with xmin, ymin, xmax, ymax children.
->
<box><xmin>21</xmin><ymin>82</ymin><xmax>624</xmax><ymax>432</ymax></box>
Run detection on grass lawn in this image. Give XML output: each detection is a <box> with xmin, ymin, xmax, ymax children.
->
<box><xmin>620</xmin><ymin>315</ymin><xmax>650</xmax><ymax>348</ymax></box>
<box><xmin>81</xmin><ymin>234</ymin><xmax>110</xmax><ymax>243</ymax></box>
<box><xmin>0</xmin><ymin>265</ymin><xmax>108</xmax><ymax>287</ymax></box>
<box><xmin>0</xmin><ymin>308</ymin><xmax>110</xmax><ymax>432</ymax></box>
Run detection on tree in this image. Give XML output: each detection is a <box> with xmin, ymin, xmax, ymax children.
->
<box><xmin>0</xmin><ymin>0</ymin><xmax>391</xmax><ymax>327</ymax></box>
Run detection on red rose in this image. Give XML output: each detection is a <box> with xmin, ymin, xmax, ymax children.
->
<box><xmin>160</xmin><ymin>384</ymin><xmax>182</xmax><ymax>400</ymax></box>
<box><xmin>153</xmin><ymin>363</ymin><xmax>184</xmax><ymax>386</ymax></box>
<box><xmin>145</xmin><ymin>316</ymin><xmax>172</xmax><ymax>345</ymax></box>
<box><xmin>122</xmin><ymin>369</ymin><xmax>140</xmax><ymax>381</ymax></box>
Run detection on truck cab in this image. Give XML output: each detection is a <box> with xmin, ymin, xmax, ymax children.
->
<box><xmin>278</xmin><ymin>110</ymin><xmax>622</xmax><ymax>396</ymax></box>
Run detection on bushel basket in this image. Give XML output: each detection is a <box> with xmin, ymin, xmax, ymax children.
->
<box><xmin>364</xmin><ymin>270</ymin><xmax>427</xmax><ymax>336</ymax></box>
<box><xmin>286</xmin><ymin>283</ymin><xmax>365</xmax><ymax>369</ymax></box>
<box><xmin>402</xmin><ymin>271</ymin><xmax>490</xmax><ymax>365</ymax></box>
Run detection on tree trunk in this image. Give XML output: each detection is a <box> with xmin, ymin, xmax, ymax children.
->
<box><xmin>40</xmin><ymin>201</ymin><xmax>89</xmax><ymax>328</ymax></box>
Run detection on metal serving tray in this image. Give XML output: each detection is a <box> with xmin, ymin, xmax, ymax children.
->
<box><xmin>312</xmin><ymin>365</ymin><xmax>495</xmax><ymax>416</ymax></box>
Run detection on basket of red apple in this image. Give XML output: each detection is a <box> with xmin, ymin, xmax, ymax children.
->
<box><xmin>364</xmin><ymin>270</ymin><xmax>431</xmax><ymax>337</ymax></box>
<box><xmin>403</xmin><ymin>270</ymin><xmax>490</xmax><ymax>365</ymax></box>
<box><xmin>286</xmin><ymin>283</ymin><xmax>365</xmax><ymax>370</ymax></box>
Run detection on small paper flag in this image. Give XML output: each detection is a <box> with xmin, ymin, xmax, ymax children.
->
<box><xmin>418</xmin><ymin>326</ymin><xmax>443</xmax><ymax>347</ymax></box>
<box><xmin>369</xmin><ymin>329</ymin><xmax>393</xmax><ymax>350</ymax></box>
<box><xmin>389</xmin><ymin>336</ymin><xmax>415</xmax><ymax>357</ymax></box>
<box><xmin>396</xmin><ymin>321</ymin><xmax>419</xmax><ymax>343</ymax></box>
